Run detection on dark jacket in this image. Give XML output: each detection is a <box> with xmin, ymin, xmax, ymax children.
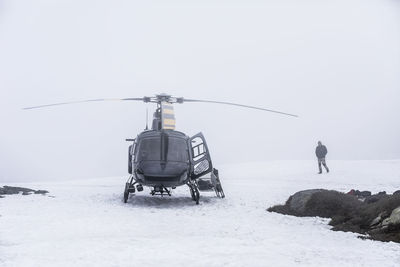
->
<box><xmin>315</xmin><ymin>145</ymin><xmax>328</xmax><ymax>159</ymax></box>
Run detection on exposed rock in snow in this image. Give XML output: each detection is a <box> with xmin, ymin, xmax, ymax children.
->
<box><xmin>390</xmin><ymin>207</ymin><xmax>400</xmax><ymax>225</ymax></box>
<box><xmin>268</xmin><ymin>189</ymin><xmax>363</xmax><ymax>218</ymax></box>
<box><xmin>374</xmin><ymin>207</ymin><xmax>400</xmax><ymax>229</ymax></box>
<box><xmin>0</xmin><ymin>186</ymin><xmax>49</xmax><ymax>197</ymax></box>
<box><xmin>370</xmin><ymin>211</ymin><xmax>390</xmax><ymax>227</ymax></box>
<box><xmin>268</xmin><ymin>189</ymin><xmax>400</xmax><ymax>243</ymax></box>
<box><xmin>288</xmin><ymin>189</ymin><xmax>325</xmax><ymax>214</ymax></box>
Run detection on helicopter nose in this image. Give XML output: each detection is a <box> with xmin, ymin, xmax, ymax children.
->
<box><xmin>139</xmin><ymin>161</ymin><xmax>188</xmax><ymax>177</ymax></box>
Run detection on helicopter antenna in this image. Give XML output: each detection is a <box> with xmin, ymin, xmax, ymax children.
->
<box><xmin>145</xmin><ymin>108</ymin><xmax>149</xmax><ymax>130</ymax></box>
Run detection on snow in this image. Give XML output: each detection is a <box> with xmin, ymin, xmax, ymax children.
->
<box><xmin>1</xmin><ymin>160</ymin><xmax>400</xmax><ymax>267</ymax></box>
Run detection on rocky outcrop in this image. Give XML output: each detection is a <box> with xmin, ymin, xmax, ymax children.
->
<box><xmin>288</xmin><ymin>189</ymin><xmax>324</xmax><ymax>215</ymax></box>
<box><xmin>0</xmin><ymin>186</ymin><xmax>49</xmax><ymax>197</ymax></box>
<box><xmin>268</xmin><ymin>189</ymin><xmax>400</xmax><ymax>243</ymax></box>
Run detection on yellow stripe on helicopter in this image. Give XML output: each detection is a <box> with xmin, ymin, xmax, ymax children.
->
<box><xmin>163</xmin><ymin>125</ymin><xmax>175</xmax><ymax>130</ymax></box>
<box><xmin>161</xmin><ymin>102</ymin><xmax>176</xmax><ymax>130</ymax></box>
<box><xmin>163</xmin><ymin>108</ymin><xmax>175</xmax><ymax>115</ymax></box>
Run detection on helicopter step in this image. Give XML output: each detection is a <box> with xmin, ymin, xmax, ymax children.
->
<box><xmin>197</xmin><ymin>168</ymin><xmax>225</xmax><ymax>198</ymax></box>
<box><xmin>123</xmin><ymin>176</ymin><xmax>142</xmax><ymax>203</ymax></box>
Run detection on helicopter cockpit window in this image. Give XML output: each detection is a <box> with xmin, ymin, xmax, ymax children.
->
<box><xmin>138</xmin><ymin>138</ymin><xmax>161</xmax><ymax>161</ymax></box>
<box><xmin>137</xmin><ymin>137</ymin><xmax>188</xmax><ymax>162</ymax></box>
<box><xmin>167</xmin><ymin>137</ymin><xmax>189</xmax><ymax>162</ymax></box>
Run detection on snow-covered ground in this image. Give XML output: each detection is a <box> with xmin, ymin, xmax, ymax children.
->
<box><xmin>1</xmin><ymin>160</ymin><xmax>400</xmax><ymax>267</ymax></box>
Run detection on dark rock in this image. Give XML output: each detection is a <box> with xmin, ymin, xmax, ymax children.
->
<box><xmin>268</xmin><ymin>189</ymin><xmax>362</xmax><ymax>220</ymax></box>
<box><xmin>34</xmin><ymin>190</ymin><xmax>49</xmax><ymax>195</ymax></box>
<box><xmin>2</xmin><ymin>186</ymin><xmax>35</xmax><ymax>194</ymax></box>
<box><xmin>289</xmin><ymin>189</ymin><xmax>325</xmax><ymax>215</ymax></box>
<box><xmin>370</xmin><ymin>211</ymin><xmax>390</xmax><ymax>227</ymax></box>
<box><xmin>0</xmin><ymin>186</ymin><xmax>49</xmax><ymax>198</ymax></box>
<box><xmin>268</xmin><ymin>189</ymin><xmax>400</xmax><ymax>243</ymax></box>
<box><xmin>360</xmin><ymin>191</ymin><xmax>372</xmax><ymax>197</ymax></box>
<box><xmin>346</xmin><ymin>189</ymin><xmax>371</xmax><ymax>199</ymax></box>
<box><xmin>268</xmin><ymin>189</ymin><xmax>326</xmax><ymax>216</ymax></box>
<box><xmin>365</xmin><ymin>193</ymin><xmax>387</xmax><ymax>204</ymax></box>
<box><xmin>394</xmin><ymin>190</ymin><xmax>400</xmax><ymax>196</ymax></box>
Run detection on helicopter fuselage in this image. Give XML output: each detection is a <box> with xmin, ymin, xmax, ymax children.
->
<box><xmin>125</xmin><ymin>127</ymin><xmax>225</xmax><ymax>203</ymax></box>
<box><xmin>129</xmin><ymin>130</ymin><xmax>192</xmax><ymax>188</ymax></box>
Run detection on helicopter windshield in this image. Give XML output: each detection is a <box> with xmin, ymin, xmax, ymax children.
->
<box><xmin>138</xmin><ymin>136</ymin><xmax>188</xmax><ymax>162</ymax></box>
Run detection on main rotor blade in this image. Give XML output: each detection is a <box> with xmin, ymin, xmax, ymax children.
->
<box><xmin>23</xmin><ymin>98</ymin><xmax>145</xmax><ymax>110</ymax></box>
<box><xmin>182</xmin><ymin>98</ymin><xmax>298</xmax><ymax>117</ymax></box>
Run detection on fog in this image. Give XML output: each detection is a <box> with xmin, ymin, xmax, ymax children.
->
<box><xmin>0</xmin><ymin>0</ymin><xmax>399</xmax><ymax>182</ymax></box>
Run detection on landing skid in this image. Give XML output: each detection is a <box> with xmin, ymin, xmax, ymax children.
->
<box><xmin>123</xmin><ymin>176</ymin><xmax>174</xmax><ymax>203</ymax></box>
<box><xmin>123</xmin><ymin>168</ymin><xmax>224</xmax><ymax>205</ymax></box>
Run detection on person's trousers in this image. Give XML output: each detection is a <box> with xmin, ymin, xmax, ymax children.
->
<box><xmin>318</xmin><ymin>158</ymin><xmax>329</xmax><ymax>173</ymax></box>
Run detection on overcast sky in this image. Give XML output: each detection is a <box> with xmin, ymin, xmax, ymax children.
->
<box><xmin>1</xmin><ymin>0</ymin><xmax>399</xmax><ymax>182</ymax></box>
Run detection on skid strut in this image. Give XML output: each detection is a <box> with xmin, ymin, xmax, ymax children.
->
<box><xmin>187</xmin><ymin>180</ymin><xmax>200</xmax><ymax>205</ymax></box>
<box><xmin>123</xmin><ymin>176</ymin><xmax>136</xmax><ymax>203</ymax></box>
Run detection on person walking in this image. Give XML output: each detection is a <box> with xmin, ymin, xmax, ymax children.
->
<box><xmin>315</xmin><ymin>141</ymin><xmax>329</xmax><ymax>174</ymax></box>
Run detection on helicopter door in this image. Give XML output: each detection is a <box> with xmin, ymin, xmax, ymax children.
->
<box><xmin>189</xmin><ymin>133</ymin><xmax>213</xmax><ymax>179</ymax></box>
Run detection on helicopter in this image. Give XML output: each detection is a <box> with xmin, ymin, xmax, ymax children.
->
<box><xmin>24</xmin><ymin>93</ymin><xmax>298</xmax><ymax>204</ymax></box>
